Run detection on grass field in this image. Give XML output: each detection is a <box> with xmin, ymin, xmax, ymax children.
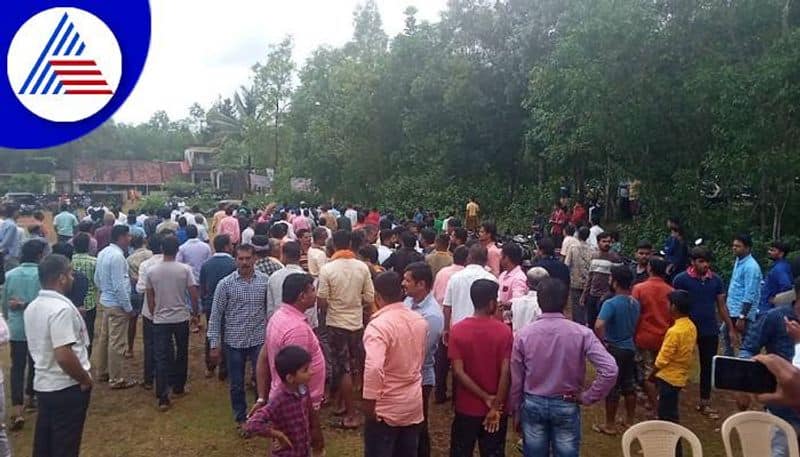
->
<box><xmin>3</xmin><ymin>313</ymin><xmax>749</xmax><ymax>457</ymax></box>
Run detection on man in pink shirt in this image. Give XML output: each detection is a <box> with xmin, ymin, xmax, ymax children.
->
<box><xmin>362</xmin><ymin>271</ymin><xmax>427</xmax><ymax>457</ymax></box>
<box><xmin>431</xmin><ymin>245</ymin><xmax>468</xmax><ymax>404</ymax></box>
<box><xmin>218</xmin><ymin>207</ymin><xmax>241</xmax><ymax>245</ymax></box>
<box><xmin>253</xmin><ymin>273</ymin><xmax>325</xmax><ymax>454</ymax></box>
<box><xmin>498</xmin><ymin>243</ymin><xmax>529</xmax><ymax>305</ymax></box>
<box><xmin>479</xmin><ymin>221</ymin><xmax>502</xmax><ymax>277</ymax></box>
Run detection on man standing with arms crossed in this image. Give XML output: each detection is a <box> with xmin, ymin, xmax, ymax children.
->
<box><xmin>25</xmin><ymin>254</ymin><xmax>93</xmax><ymax>457</ymax></box>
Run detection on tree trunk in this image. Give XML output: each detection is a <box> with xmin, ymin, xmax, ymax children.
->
<box><xmin>274</xmin><ymin>101</ymin><xmax>280</xmax><ymax>170</ymax></box>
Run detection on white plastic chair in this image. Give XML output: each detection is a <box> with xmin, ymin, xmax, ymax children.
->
<box><xmin>622</xmin><ymin>420</ymin><xmax>703</xmax><ymax>457</ymax></box>
<box><xmin>721</xmin><ymin>411</ymin><xmax>800</xmax><ymax>457</ymax></box>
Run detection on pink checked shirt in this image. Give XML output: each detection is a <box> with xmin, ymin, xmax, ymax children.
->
<box><xmin>266</xmin><ymin>304</ymin><xmax>326</xmax><ymax>408</ymax></box>
<box><xmin>362</xmin><ymin>303</ymin><xmax>427</xmax><ymax>427</ymax></box>
<box><xmin>498</xmin><ymin>265</ymin><xmax>528</xmax><ymax>303</ymax></box>
<box><xmin>432</xmin><ymin>264</ymin><xmax>465</xmax><ymax>306</ymax></box>
<box><xmin>218</xmin><ymin>216</ymin><xmax>241</xmax><ymax>244</ymax></box>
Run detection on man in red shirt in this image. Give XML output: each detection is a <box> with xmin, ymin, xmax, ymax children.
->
<box><xmin>448</xmin><ymin>279</ymin><xmax>513</xmax><ymax>456</ymax></box>
<box><xmin>631</xmin><ymin>257</ymin><xmax>673</xmax><ymax>410</ymax></box>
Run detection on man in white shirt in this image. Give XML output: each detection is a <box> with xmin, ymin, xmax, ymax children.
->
<box><xmin>377</xmin><ymin>228</ymin><xmax>395</xmax><ymax>265</ymax></box>
<box><xmin>510</xmin><ymin>267</ymin><xmax>549</xmax><ymax>334</ymax></box>
<box><xmin>308</xmin><ymin>227</ymin><xmax>329</xmax><ymax>278</ymax></box>
<box><xmin>588</xmin><ymin>217</ymin><xmax>604</xmax><ymax>250</ymax></box>
<box><xmin>344</xmin><ymin>204</ymin><xmax>358</xmax><ymax>227</ymax></box>
<box><xmin>24</xmin><ymin>254</ymin><xmax>92</xmax><ymax>457</ymax></box>
<box><xmin>442</xmin><ymin>244</ymin><xmax>497</xmax><ymax>343</ymax></box>
<box><xmin>241</xmin><ymin>219</ymin><xmax>255</xmax><ymax>246</ymax></box>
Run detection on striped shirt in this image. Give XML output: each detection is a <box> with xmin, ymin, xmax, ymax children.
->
<box><xmin>207</xmin><ymin>270</ymin><xmax>268</xmax><ymax>349</ymax></box>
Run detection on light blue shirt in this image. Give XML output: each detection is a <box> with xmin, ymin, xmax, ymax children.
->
<box><xmin>127</xmin><ymin>223</ymin><xmax>145</xmax><ymax>240</ymax></box>
<box><xmin>404</xmin><ymin>292</ymin><xmax>443</xmax><ymax>387</ymax></box>
<box><xmin>0</xmin><ymin>219</ymin><xmax>21</xmax><ymax>258</ymax></box>
<box><xmin>54</xmin><ymin>211</ymin><xmax>79</xmax><ymax>237</ymax></box>
<box><xmin>94</xmin><ymin>243</ymin><xmax>132</xmax><ymax>312</ymax></box>
<box><xmin>727</xmin><ymin>254</ymin><xmax>762</xmax><ymax>321</ymax></box>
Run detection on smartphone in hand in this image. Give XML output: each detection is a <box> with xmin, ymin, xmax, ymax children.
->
<box><xmin>713</xmin><ymin>355</ymin><xmax>778</xmax><ymax>394</ymax></box>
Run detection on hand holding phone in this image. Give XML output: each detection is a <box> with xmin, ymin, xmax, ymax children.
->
<box><xmin>713</xmin><ymin>355</ymin><xmax>777</xmax><ymax>394</ymax></box>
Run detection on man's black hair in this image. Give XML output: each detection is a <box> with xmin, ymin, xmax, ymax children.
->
<box><xmin>332</xmin><ymin>230</ymin><xmax>351</xmax><ymax>250</ymax></box>
<box><xmin>538</xmin><ymin>277</ymin><xmax>569</xmax><ymax>313</ymax></box>
<box><xmin>186</xmin><ymin>225</ymin><xmax>198</xmax><ymax>239</ymax></box>
<box><xmin>771</xmin><ymin>240</ymin><xmax>791</xmax><ymax>256</ymax></box>
<box><xmin>610</xmin><ymin>265</ymin><xmax>634</xmax><ymax>290</ymax></box>
<box><xmin>21</xmin><ymin>239</ymin><xmax>47</xmax><ymax>263</ymax></box>
<box><xmin>470</xmin><ymin>279</ymin><xmax>498</xmax><ymax>311</ymax></box>
<box><xmin>689</xmin><ymin>246</ymin><xmax>712</xmax><ymax>261</ymax></box>
<box><xmin>636</xmin><ymin>240</ymin><xmax>653</xmax><ymax>251</ymax></box>
<box><xmin>452</xmin><ymin>245</ymin><xmax>469</xmax><ymax>266</ymax></box>
<box><xmin>400</xmin><ymin>231</ymin><xmax>417</xmax><ymax>249</ymax></box>
<box><xmin>538</xmin><ymin>238</ymin><xmax>556</xmax><ymax>257</ymax></box>
<box><xmin>647</xmin><ymin>256</ymin><xmax>669</xmax><ymax>278</ymax></box>
<box><xmin>282</xmin><ymin>273</ymin><xmax>314</xmax><ymax>304</ymax></box>
<box><xmin>404</xmin><ymin>262</ymin><xmax>433</xmax><ymax>289</ymax></box>
<box><xmin>502</xmin><ymin>242</ymin><xmax>523</xmax><ymax>265</ymax></box>
<box><xmin>111</xmin><ymin>225</ymin><xmax>130</xmax><ymax>243</ymax></box>
<box><xmin>282</xmin><ymin>241</ymin><xmax>301</xmax><ymax>263</ymax></box>
<box><xmin>52</xmin><ymin>241</ymin><xmax>74</xmax><ymax>260</ymax></box>
<box><xmin>73</xmin><ymin>232</ymin><xmax>91</xmax><ymax>254</ymax></box>
<box><xmin>358</xmin><ymin>244</ymin><xmax>378</xmax><ymax>264</ymax></box>
<box><xmin>162</xmin><ymin>236</ymin><xmax>179</xmax><ymax>257</ymax></box>
<box><xmin>374</xmin><ymin>271</ymin><xmax>404</xmax><ymax>303</ymax></box>
<box><xmin>733</xmin><ymin>233</ymin><xmax>753</xmax><ymax>248</ymax></box>
<box><xmin>213</xmin><ymin>234</ymin><xmax>231</xmax><ymax>253</ymax></box>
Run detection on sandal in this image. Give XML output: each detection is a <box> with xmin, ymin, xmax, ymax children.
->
<box><xmin>696</xmin><ymin>404</ymin><xmax>720</xmax><ymax>419</ymax></box>
<box><xmin>592</xmin><ymin>423</ymin><xmax>618</xmax><ymax>436</ymax></box>
<box><xmin>110</xmin><ymin>379</ymin><xmax>138</xmax><ymax>390</ymax></box>
<box><xmin>328</xmin><ymin>417</ymin><xmax>361</xmax><ymax>430</ymax></box>
<box><xmin>8</xmin><ymin>416</ymin><xmax>24</xmax><ymax>431</ymax></box>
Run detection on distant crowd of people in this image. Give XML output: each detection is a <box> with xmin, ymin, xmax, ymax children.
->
<box><xmin>0</xmin><ymin>198</ymin><xmax>798</xmax><ymax>457</ymax></box>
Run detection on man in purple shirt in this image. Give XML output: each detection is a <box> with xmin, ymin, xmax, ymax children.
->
<box><xmin>510</xmin><ymin>277</ymin><xmax>618</xmax><ymax>457</ymax></box>
<box><xmin>176</xmin><ymin>225</ymin><xmax>212</xmax><ymax>283</ymax></box>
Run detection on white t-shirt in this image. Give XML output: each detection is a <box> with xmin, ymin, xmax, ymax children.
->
<box><xmin>24</xmin><ymin>290</ymin><xmax>91</xmax><ymax>392</ymax></box>
<box><xmin>510</xmin><ymin>291</ymin><xmax>542</xmax><ymax>334</ymax></box>
<box><xmin>588</xmin><ymin>225</ymin><xmax>604</xmax><ymax>249</ymax></box>
<box><xmin>377</xmin><ymin>245</ymin><xmax>393</xmax><ymax>265</ymax></box>
<box><xmin>242</xmin><ymin>227</ymin><xmax>255</xmax><ymax>246</ymax></box>
<box><xmin>145</xmin><ymin>261</ymin><xmax>197</xmax><ymax>324</ymax></box>
<box><xmin>443</xmin><ymin>264</ymin><xmax>498</xmax><ymax>328</ymax></box>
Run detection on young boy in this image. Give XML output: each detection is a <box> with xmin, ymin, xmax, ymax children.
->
<box><xmin>246</xmin><ymin>345</ymin><xmax>313</xmax><ymax>457</ymax></box>
<box><xmin>653</xmin><ymin>290</ymin><xmax>697</xmax><ymax>457</ymax></box>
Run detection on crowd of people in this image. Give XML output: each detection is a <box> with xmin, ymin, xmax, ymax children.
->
<box><xmin>0</xmin><ymin>197</ymin><xmax>798</xmax><ymax>457</ymax></box>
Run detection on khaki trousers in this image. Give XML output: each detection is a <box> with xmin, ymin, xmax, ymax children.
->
<box><xmin>95</xmin><ymin>305</ymin><xmax>129</xmax><ymax>380</ymax></box>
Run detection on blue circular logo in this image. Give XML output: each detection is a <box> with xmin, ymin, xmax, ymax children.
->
<box><xmin>1</xmin><ymin>1</ymin><xmax>150</xmax><ymax>149</ymax></box>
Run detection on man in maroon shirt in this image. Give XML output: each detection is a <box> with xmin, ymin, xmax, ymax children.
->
<box><xmin>448</xmin><ymin>279</ymin><xmax>513</xmax><ymax>456</ymax></box>
<box><xmin>94</xmin><ymin>213</ymin><xmax>115</xmax><ymax>253</ymax></box>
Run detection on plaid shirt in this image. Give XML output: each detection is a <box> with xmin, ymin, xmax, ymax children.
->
<box><xmin>72</xmin><ymin>253</ymin><xmax>98</xmax><ymax>311</ymax></box>
<box><xmin>245</xmin><ymin>385</ymin><xmax>310</xmax><ymax>457</ymax></box>
<box><xmin>207</xmin><ymin>270</ymin><xmax>268</xmax><ymax>349</ymax></box>
<box><xmin>255</xmin><ymin>257</ymin><xmax>284</xmax><ymax>277</ymax></box>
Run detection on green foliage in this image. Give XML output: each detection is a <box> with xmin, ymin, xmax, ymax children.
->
<box><xmin>162</xmin><ymin>178</ymin><xmax>195</xmax><ymax>196</ymax></box>
<box><xmin>136</xmin><ymin>194</ymin><xmax>167</xmax><ymax>214</ymax></box>
<box><xmin>1</xmin><ymin>173</ymin><xmax>51</xmax><ymax>194</ymax></box>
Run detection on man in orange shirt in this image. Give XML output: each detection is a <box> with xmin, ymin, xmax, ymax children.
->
<box><xmin>632</xmin><ymin>256</ymin><xmax>674</xmax><ymax>410</ymax></box>
<box><xmin>210</xmin><ymin>203</ymin><xmax>227</xmax><ymax>239</ymax></box>
<box><xmin>362</xmin><ymin>271</ymin><xmax>427</xmax><ymax>457</ymax></box>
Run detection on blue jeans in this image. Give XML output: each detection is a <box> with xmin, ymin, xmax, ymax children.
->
<box><xmin>521</xmin><ymin>394</ymin><xmax>581</xmax><ymax>457</ymax></box>
<box><xmin>767</xmin><ymin>405</ymin><xmax>800</xmax><ymax>457</ymax></box>
<box><xmin>224</xmin><ymin>344</ymin><xmax>260</xmax><ymax>423</ymax></box>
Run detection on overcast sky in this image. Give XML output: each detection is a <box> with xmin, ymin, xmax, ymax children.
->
<box><xmin>113</xmin><ymin>0</ymin><xmax>448</xmax><ymax>124</ymax></box>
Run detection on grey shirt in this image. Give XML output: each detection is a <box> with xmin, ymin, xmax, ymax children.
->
<box><xmin>145</xmin><ymin>261</ymin><xmax>197</xmax><ymax>324</ymax></box>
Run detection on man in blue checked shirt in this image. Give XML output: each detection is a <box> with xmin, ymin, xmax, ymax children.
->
<box><xmin>93</xmin><ymin>225</ymin><xmax>137</xmax><ymax>389</ymax></box>
<box><xmin>207</xmin><ymin>244</ymin><xmax>269</xmax><ymax>437</ymax></box>
<box><xmin>722</xmin><ymin>233</ymin><xmax>763</xmax><ymax>356</ymax></box>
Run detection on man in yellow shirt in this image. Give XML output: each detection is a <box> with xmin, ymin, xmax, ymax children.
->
<box><xmin>654</xmin><ymin>289</ymin><xmax>697</xmax><ymax>457</ymax></box>
<box><xmin>465</xmin><ymin>197</ymin><xmax>480</xmax><ymax>231</ymax></box>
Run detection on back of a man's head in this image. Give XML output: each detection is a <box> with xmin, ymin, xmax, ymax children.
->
<box><xmin>467</xmin><ymin>244</ymin><xmax>488</xmax><ymax>267</ymax></box>
<box><xmin>374</xmin><ymin>271</ymin><xmax>404</xmax><ymax>303</ymax></box>
<box><xmin>537</xmin><ymin>277</ymin><xmax>568</xmax><ymax>313</ymax></box>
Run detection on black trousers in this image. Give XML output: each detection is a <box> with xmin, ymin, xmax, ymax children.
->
<box><xmin>586</xmin><ymin>295</ymin><xmax>603</xmax><ymax>331</ymax></box>
<box><xmin>154</xmin><ymin>321</ymin><xmax>189</xmax><ymax>403</ymax></box>
<box><xmin>697</xmin><ymin>334</ymin><xmax>718</xmax><ymax>401</ymax></box>
<box><xmin>142</xmin><ymin>316</ymin><xmax>155</xmax><ymax>386</ymax></box>
<box><xmin>434</xmin><ymin>342</ymin><xmax>450</xmax><ymax>402</ymax></box>
<box><xmin>364</xmin><ymin>418</ymin><xmax>421</xmax><ymax>457</ymax></box>
<box><xmin>450</xmin><ymin>412</ymin><xmax>508</xmax><ymax>457</ymax></box>
<box><xmin>9</xmin><ymin>340</ymin><xmax>34</xmax><ymax>406</ymax></box>
<box><xmin>33</xmin><ymin>385</ymin><xmax>91</xmax><ymax>457</ymax></box>
<box><xmin>657</xmin><ymin>379</ymin><xmax>682</xmax><ymax>457</ymax></box>
<box><xmin>419</xmin><ymin>386</ymin><xmax>432</xmax><ymax>457</ymax></box>
<box><xmin>83</xmin><ymin>308</ymin><xmax>97</xmax><ymax>358</ymax></box>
